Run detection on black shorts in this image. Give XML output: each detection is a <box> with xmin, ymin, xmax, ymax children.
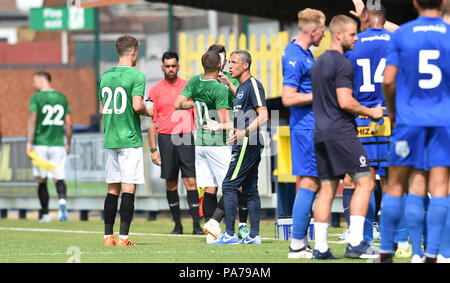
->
<box><xmin>314</xmin><ymin>137</ymin><xmax>370</xmax><ymax>179</ymax></box>
<box><xmin>158</xmin><ymin>133</ymin><xmax>196</xmax><ymax>180</ymax></box>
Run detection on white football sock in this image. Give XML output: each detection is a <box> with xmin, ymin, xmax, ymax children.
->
<box><xmin>290</xmin><ymin>238</ymin><xmax>306</xmax><ymax>250</ymax></box>
<box><xmin>398</xmin><ymin>241</ymin><xmax>410</xmax><ymax>251</ymax></box>
<box><xmin>314</xmin><ymin>222</ymin><xmax>329</xmax><ymax>253</ymax></box>
<box><xmin>348</xmin><ymin>215</ymin><xmax>365</xmax><ymax>246</ymax></box>
<box><xmin>119</xmin><ymin>235</ymin><xmax>129</xmax><ymax>240</ymax></box>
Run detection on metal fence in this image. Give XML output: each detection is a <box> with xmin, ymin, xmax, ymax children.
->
<box><xmin>0</xmin><ymin>133</ymin><xmax>275</xmax><ymax>212</ymax></box>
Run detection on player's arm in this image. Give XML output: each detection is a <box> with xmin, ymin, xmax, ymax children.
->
<box><xmin>218</xmin><ymin>73</ymin><xmax>238</xmax><ymax>96</ymax></box>
<box><xmin>64</xmin><ymin>113</ymin><xmax>73</xmax><ymax>155</ymax></box>
<box><xmin>26</xmin><ymin>112</ymin><xmax>37</xmax><ymax>155</ymax></box>
<box><xmin>282</xmin><ymin>86</ymin><xmax>313</xmax><ymax>107</ymax></box>
<box><xmin>203</xmin><ymin>108</ymin><xmax>234</xmax><ymax>132</ymax></box>
<box><xmin>226</xmin><ymin>106</ymin><xmax>269</xmax><ymax>145</ymax></box>
<box><xmin>174</xmin><ymin>95</ymin><xmax>194</xmax><ymax>110</ymax></box>
<box><xmin>133</xmin><ymin>95</ymin><xmax>154</xmax><ymax>117</ymax></box>
<box><xmin>148</xmin><ymin>120</ymin><xmax>161</xmax><ymax>166</ymax></box>
<box><xmin>337</xmin><ymin>88</ymin><xmax>385</xmax><ymax>120</ymax></box>
<box><xmin>349</xmin><ymin>0</ymin><xmax>399</xmax><ymax>32</ymax></box>
<box><xmin>382</xmin><ymin>65</ymin><xmax>398</xmax><ymax>125</ymax></box>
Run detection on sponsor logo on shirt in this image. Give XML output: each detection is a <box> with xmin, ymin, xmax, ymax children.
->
<box><xmin>361</xmin><ymin>34</ymin><xmax>391</xmax><ymax>42</ymax></box>
<box><xmin>413</xmin><ymin>24</ymin><xmax>447</xmax><ymax>34</ymax></box>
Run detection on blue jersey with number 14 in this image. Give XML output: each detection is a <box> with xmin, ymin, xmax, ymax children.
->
<box><xmin>386</xmin><ymin>16</ymin><xmax>450</xmax><ymax>127</ymax></box>
<box><xmin>346</xmin><ymin>28</ymin><xmax>392</xmax><ymax>108</ymax></box>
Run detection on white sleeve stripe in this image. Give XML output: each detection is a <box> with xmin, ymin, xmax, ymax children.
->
<box><xmin>250</xmin><ymin>77</ymin><xmax>263</xmax><ymax>107</ymax></box>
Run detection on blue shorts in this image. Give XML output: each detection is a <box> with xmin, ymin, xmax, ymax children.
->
<box><xmin>355</xmin><ymin>117</ymin><xmax>389</xmax><ymax>175</ymax></box>
<box><xmin>389</xmin><ymin>125</ymin><xmax>450</xmax><ymax>170</ymax></box>
<box><xmin>290</xmin><ymin>129</ymin><xmax>318</xmax><ymax>177</ymax></box>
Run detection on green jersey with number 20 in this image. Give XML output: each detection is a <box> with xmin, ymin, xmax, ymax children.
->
<box><xmin>29</xmin><ymin>90</ymin><xmax>71</xmax><ymax>147</ymax></box>
<box><xmin>181</xmin><ymin>74</ymin><xmax>232</xmax><ymax>146</ymax></box>
<box><xmin>99</xmin><ymin>66</ymin><xmax>146</xmax><ymax>149</ymax></box>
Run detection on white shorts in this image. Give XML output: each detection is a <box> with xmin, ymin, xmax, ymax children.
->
<box><xmin>104</xmin><ymin>147</ymin><xmax>145</xmax><ymax>184</ymax></box>
<box><xmin>195</xmin><ymin>146</ymin><xmax>231</xmax><ymax>188</ymax></box>
<box><xmin>32</xmin><ymin>145</ymin><xmax>67</xmax><ymax>180</ymax></box>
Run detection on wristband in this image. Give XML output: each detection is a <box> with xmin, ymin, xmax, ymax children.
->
<box><xmin>150</xmin><ymin>148</ymin><xmax>158</xmax><ymax>153</ymax></box>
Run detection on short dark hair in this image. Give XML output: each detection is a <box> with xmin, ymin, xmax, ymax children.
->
<box><xmin>208</xmin><ymin>44</ymin><xmax>226</xmax><ymax>54</ymax></box>
<box><xmin>35</xmin><ymin>71</ymin><xmax>51</xmax><ymax>82</ymax></box>
<box><xmin>361</xmin><ymin>4</ymin><xmax>386</xmax><ymax>19</ymax></box>
<box><xmin>115</xmin><ymin>35</ymin><xmax>139</xmax><ymax>57</ymax></box>
<box><xmin>201</xmin><ymin>50</ymin><xmax>220</xmax><ymax>73</ymax></box>
<box><xmin>230</xmin><ymin>50</ymin><xmax>252</xmax><ymax>69</ymax></box>
<box><xmin>161</xmin><ymin>51</ymin><xmax>179</xmax><ymax>63</ymax></box>
<box><xmin>416</xmin><ymin>0</ymin><xmax>443</xmax><ymax>10</ymax></box>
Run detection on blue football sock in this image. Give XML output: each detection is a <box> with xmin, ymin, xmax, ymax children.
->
<box><xmin>423</xmin><ymin>194</ymin><xmax>430</xmax><ymax>249</ymax></box>
<box><xmin>291</xmin><ymin>188</ymin><xmax>316</xmax><ymax>240</ymax></box>
<box><xmin>343</xmin><ymin>189</ymin><xmax>354</xmax><ymax>227</ymax></box>
<box><xmin>439</xmin><ymin>196</ymin><xmax>450</xmax><ymax>258</ymax></box>
<box><xmin>363</xmin><ymin>190</ymin><xmax>376</xmax><ymax>242</ymax></box>
<box><xmin>395</xmin><ymin>194</ymin><xmax>408</xmax><ymax>244</ymax></box>
<box><xmin>425</xmin><ymin>197</ymin><xmax>448</xmax><ymax>257</ymax></box>
<box><xmin>380</xmin><ymin>194</ymin><xmax>403</xmax><ymax>253</ymax></box>
<box><xmin>405</xmin><ymin>193</ymin><xmax>425</xmax><ymax>257</ymax></box>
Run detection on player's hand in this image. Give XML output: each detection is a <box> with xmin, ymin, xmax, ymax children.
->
<box><xmin>358</xmin><ymin>115</ymin><xmax>369</xmax><ymax>119</ymax></box>
<box><xmin>350</xmin><ymin>0</ymin><xmax>365</xmax><ymax>18</ymax></box>
<box><xmin>66</xmin><ymin>144</ymin><xmax>71</xmax><ymax>155</ymax></box>
<box><xmin>202</xmin><ymin>118</ymin><xmax>221</xmax><ymax>132</ymax></box>
<box><xmin>26</xmin><ymin>142</ymin><xmax>33</xmax><ymax>157</ymax></box>
<box><xmin>370</xmin><ymin>106</ymin><xmax>386</xmax><ymax>120</ymax></box>
<box><xmin>146</xmin><ymin>107</ymin><xmax>155</xmax><ymax>117</ymax></box>
<box><xmin>151</xmin><ymin>151</ymin><xmax>161</xmax><ymax>166</ymax></box>
<box><xmin>218</xmin><ymin>72</ymin><xmax>230</xmax><ymax>87</ymax></box>
<box><xmin>226</xmin><ymin>129</ymin><xmax>245</xmax><ymax>145</ymax></box>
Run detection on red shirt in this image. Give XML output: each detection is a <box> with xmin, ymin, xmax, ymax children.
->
<box><xmin>147</xmin><ymin>77</ymin><xmax>195</xmax><ymax>135</ymax></box>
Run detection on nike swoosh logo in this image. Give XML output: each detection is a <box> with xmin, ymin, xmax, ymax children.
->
<box><xmin>243</xmin><ymin>239</ymin><xmax>254</xmax><ymax>244</ymax></box>
<box><xmin>223</xmin><ymin>236</ymin><xmax>236</xmax><ymax>243</ymax></box>
<box><xmin>169</xmin><ymin>202</ymin><xmax>179</xmax><ymax>207</ymax></box>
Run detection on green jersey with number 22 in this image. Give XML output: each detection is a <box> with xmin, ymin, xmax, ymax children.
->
<box><xmin>29</xmin><ymin>90</ymin><xmax>71</xmax><ymax>147</ymax></box>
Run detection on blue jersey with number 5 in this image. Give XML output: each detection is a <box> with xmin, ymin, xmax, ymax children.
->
<box><xmin>346</xmin><ymin>28</ymin><xmax>392</xmax><ymax>109</ymax></box>
<box><xmin>386</xmin><ymin>16</ymin><xmax>450</xmax><ymax>127</ymax></box>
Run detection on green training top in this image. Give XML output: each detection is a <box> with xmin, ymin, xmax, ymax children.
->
<box><xmin>181</xmin><ymin>74</ymin><xmax>232</xmax><ymax>146</ymax></box>
<box><xmin>29</xmin><ymin>90</ymin><xmax>71</xmax><ymax>147</ymax></box>
<box><xmin>98</xmin><ymin>66</ymin><xmax>146</xmax><ymax>149</ymax></box>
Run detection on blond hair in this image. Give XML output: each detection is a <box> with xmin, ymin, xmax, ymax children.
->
<box><xmin>298</xmin><ymin>8</ymin><xmax>326</xmax><ymax>32</ymax></box>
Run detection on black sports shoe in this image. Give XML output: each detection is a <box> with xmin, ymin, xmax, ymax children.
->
<box><xmin>193</xmin><ymin>225</ymin><xmax>204</xmax><ymax>235</ymax></box>
<box><xmin>171</xmin><ymin>224</ymin><xmax>183</xmax><ymax>234</ymax></box>
<box><xmin>312</xmin><ymin>249</ymin><xmax>337</xmax><ymax>260</ymax></box>
<box><xmin>425</xmin><ymin>257</ymin><xmax>437</xmax><ymax>263</ymax></box>
<box><xmin>378</xmin><ymin>253</ymin><xmax>393</xmax><ymax>263</ymax></box>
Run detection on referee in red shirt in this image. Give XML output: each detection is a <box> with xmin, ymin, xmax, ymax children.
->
<box><xmin>147</xmin><ymin>51</ymin><xmax>202</xmax><ymax>235</ymax></box>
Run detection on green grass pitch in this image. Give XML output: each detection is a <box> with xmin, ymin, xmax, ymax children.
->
<box><xmin>0</xmin><ymin>217</ymin><xmax>410</xmax><ymax>263</ymax></box>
